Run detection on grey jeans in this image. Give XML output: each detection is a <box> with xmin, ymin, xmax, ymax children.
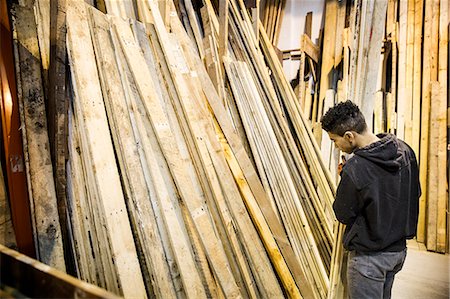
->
<box><xmin>347</xmin><ymin>249</ymin><xmax>407</xmax><ymax>299</ymax></box>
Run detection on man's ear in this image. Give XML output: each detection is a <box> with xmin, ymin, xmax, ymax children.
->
<box><xmin>343</xmin><ymin>131</ymin><xmax>354</xmax><ymax>142</ymax></box>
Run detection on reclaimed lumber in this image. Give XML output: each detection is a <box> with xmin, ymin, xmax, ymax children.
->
<box><xmin>11</xmin><ymin>4</ymin><xmax>65</xmax><ymax>272</ymax></box>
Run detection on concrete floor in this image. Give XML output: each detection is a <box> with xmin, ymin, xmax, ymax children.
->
<box><xmin>392</xmin><ymin>240</ymin><xmax>449</xmax><ymax>299</ymax></box>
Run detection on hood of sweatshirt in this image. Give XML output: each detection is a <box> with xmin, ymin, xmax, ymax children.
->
<box><xmin>353</xmin><ymin>133</ymin><xmax>404</xmax><ymax>172</ymax></box>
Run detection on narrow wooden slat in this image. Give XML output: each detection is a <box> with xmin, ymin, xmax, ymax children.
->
<box><xmin>411</xmin><ymin>0</ymin><xmax>423</xmax><ymax>155</ymax></box>
<box><xmin>0</xmin><ymin>0</ymin><xmax>36</xmax><ymax>257</ymax></box>
<box><xmin>317</xmin><ymin>0</ymin><xmax>337</xmax><ymax>132</ymax></box>
<box><xmin>12</xmin><ymin>4</ymin><xmax>65</xmax><ymax>271</ymax></box>
<box><xmin>334</xmin><ymin>0</ymin><xmax>346</xmax><ymax>68</ymax></box>
<box><xmin>397</xmin><ymin>0</ymin><xmax>407</xmax><ymax>139</ymax></box>
<box><xmin>34</xmin><ymin>0</ymin><xmax>50</xmax><ymax>91</ymax></box>
<box><xmin>48</xmin><ymin>0</ymin><xmax>72</xmax><ymax>272</ymax></box>
<box><xmin>403</xmin><ymin>0</ymin><xmax>415</xmax><ymax>146</ymax></box>
<box><xmin>418</xmin><ymin>0</ymin><xmax>440</xmax><ymax>243</ymax></box>
<box><xmin>426</xmin><ymin>81</ymin><xmax>440</xmax><ymax>251</ymax></box>
<box><xmin>358</xmin><ymin>0</ymin><xmax>387</xmax><ymax>127</ymax></box>
<box><xmin>436</xmin><ymin>0</ymin><xmax>448</xmax><ymax>254</ymax></box>
<box><xmin>301</xmin><ymin>34</ymin><xmax>320</xmax><ymax>63</ymax></box>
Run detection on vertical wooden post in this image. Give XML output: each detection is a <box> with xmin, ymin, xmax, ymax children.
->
<box><xmin>418</xmin><ymin>0</ymin><xmax>439</xmax><ymax>243</ymax></box>
<box><xmin>436</xmin><ymin>0</ymin><xmax>448</xmax><ymax>253</ymax></box>
<box><xmin>316</xmin><ymin>0</ymin><xmax>337</xmax><ymax>144</ymax></box>
<box><xmin>48</xmin><ymin>0</ymin><xmax>74</xmax><ymax>273</ymax></box>
<box><xmin>0</xmin><ymin>0</ymin><xmax>35</xmax><ymax>257</ymax></box>
<box><xmin>411</xmin><ymin>0</ymin><xmax>424</xmax><ymax>155</ymax></box>
<box><xmin>219</xmin><ymin>0</ymin><xmax>229</xmax><ymax>91</ymax></box>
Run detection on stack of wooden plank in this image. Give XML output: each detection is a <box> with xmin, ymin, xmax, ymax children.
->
<box><xmin>172</xmin><ymin>0</ymin><xmax>345</xmax><ymax>297</ymax></box>
<box><xmin>11</xmin><ymin>0</ymin><xmax>345</xmax><ymax>298</ymax></box>
<box><xmin>64</xmin><ymin>0</ymin><xmax>320</xmax><ymax>297</ymax></box>
<box><xmin>314</xmin><ymin>0</ymin><xmax>448</xmax><ymax>254</ymax></box>
<box><xmin>260</xmin><ymin>0</ymin><xmax>286</xmax><ymax>45</ymax></box>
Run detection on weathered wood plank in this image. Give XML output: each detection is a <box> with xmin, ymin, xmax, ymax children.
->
<box><xmin>358</xmin><ymin>0</ymin><xmax>387</xmax><ymax>128</ymax></box>
<box><xmin>411</xmin><ymin>0</ymin><xmax>423</xmax><ymax>155</ymax></box>
<box><xmin>418</xmin><ymin>0</ymin><xmax>440</xmax><ymax>243</ymax></box>
<box><xmin>0</xmin><ymin>244</ymin><xmax>121</xmax><ymax>299</ymax></box>
<box><xmin>436</xmin><ymin>0</ymin><xmax>448</xmax><ymax>253</ymax></box>
<box><xmin>317</xmin><ymin>0</ymin><xmax>337</xmax><ymax>134</ymax></box>
<box><xmin>0</xmin><ymin>0</ymin><xmax>35</xmax><ymax>257</ymax></box>
<box><xmin>12</xmin><ymin>4</ymin><xmax>65</xmax><ymax>272</ymax></box>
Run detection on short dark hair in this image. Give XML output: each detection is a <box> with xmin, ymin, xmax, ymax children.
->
<box><xmin>320</xmin><ymin>100</ymin><xmax>367</xmax><ymax>136</ymax></box>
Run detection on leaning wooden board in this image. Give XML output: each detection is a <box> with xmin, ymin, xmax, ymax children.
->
<box><xmin>11</xmin><ymin>4</ymin><xmax>65</xmax><ymax>272</ymax></box>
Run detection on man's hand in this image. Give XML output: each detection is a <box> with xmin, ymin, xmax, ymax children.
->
<box><xmin>337</xmin><ymin>155</ymin><xmax>346</xmax><ymax>176</ymax></box>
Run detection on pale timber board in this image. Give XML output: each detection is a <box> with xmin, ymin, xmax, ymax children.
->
<box><xmin>317</xmin><ymin>0</ymin><xmax>337</xmax><ymax>132</ymax></box>
<box><xmin>34</xmin><ymin>0</ymin><xmax>50</xmax><ymax>91</ymax></box>
<box><xmin>69</xmin><ymin>90</ymin><xmax>119</xmax><ymax>292</ymax></box>
<box><xmin>437</xmin><ymin>0</ymin><xmax>448</xmax><ymax>253</ymax></box>
<box><xmin>348</xmin><ymin>0</ymin><xmax>362</xmax><ymax>101</ymax></box>
<box><xmin>404</xmin><ymin>0</ymin><xmax>415</xmax><ymax>145</ymax></box>
<box><xmin>334</xmin><ymin>0</ymin><xmax>347</xmax><ymax>68</ymax></box>
<box><xmin>103</xmin><ymin>0</ymin><xmax>136</xmax><ymax>18</ymax></box>
<box><xmin>354</xmin><ymin>0</ymin><xmax>375</xmax><ymax>108</ymax></box>
<box><xmin>12</xmin><ymin>4</ymin><xmax>65</xmax><ymax>271</ymax></box>
<box><xmin>411</xmin><ymin>0</ymin><xmax>424</xmax><ymax>155</ymax></box>
<box><xmin>320</xmin><ymin>90</ymin><xmax>335</xmax><ymax>171</ymax></box>
<box><xmin>67</xmin><ymin>105</ymin><xmax>102</xmax><ymax>286</ymax></box>
<box><xmin>427</xmin><ymin>81</ymin><xmax>440</xmax><ymax>251</ymax></box>
<box><xmin>418</xmin><ymin>0</ymin><xmax>440</xmax><ymax>243</ymax></box>
<box><xmin>359</xmin><ymin>0</ymin><xmax>387</xmax><ymax>128</ymax></box>
<box><xmin>66</xmin><ymin>2</ymin><xmax>146</xmax><ymax>297</ymax></box>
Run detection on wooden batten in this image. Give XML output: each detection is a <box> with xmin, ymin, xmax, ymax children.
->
<box><xmin>317</xmin><ymin>0</ymin><xmax>337</xmax><ymax>140</ymax></box>
<box><xmin>418</xmin><ymin>0</ymin><xmax>440</xmax><ymax>243</ymax></box>
<box><xmin>34</xmin><ymin>0</ymin><xmax>50</xmax><ymax>92</ymax></box>
<box><xmin>436</xmin><ymin>0</ymin><xmax>448</xmax><ymax>253</ymax></box>
<box><xmin>12</xmin><ymin>3</ymin><xmax>65</xmax><ymax>272</ymax></box>
<box><xmin>396</xmin><ymin>0</ymin><xmax>407</xmax><ymax>140</ymax></box>
<box><xmin>411</xmin><ymin>0</ymin><xmax>424</xmax><ymax>156</ymax></box>
<box><xmin>358</xmin><ymin>0</ymin><xmax>387</xmax><ymax>128</ymax></box>
<box><xmin>403</xmin><ymin>0</ymin><xmax>415</xmax><ymax>146</ymax></box>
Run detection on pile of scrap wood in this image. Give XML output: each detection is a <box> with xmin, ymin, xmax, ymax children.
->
<box><xmin>11</xmin><ymin>0</ymin><xmax>345</xmax><ymax>298</ymax></box>
<box><xmin>312</xmin><ymin>0</ymin><xmax>448</xmax><ymax>254</ymax></box>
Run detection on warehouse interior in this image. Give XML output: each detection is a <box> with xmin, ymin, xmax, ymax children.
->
<box><xmin>0</xmin><ymin>0</ymin><xmax>448</xmax><ymax>298</ymax></box>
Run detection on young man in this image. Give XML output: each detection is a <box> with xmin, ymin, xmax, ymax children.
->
<box><xmin>321</xmin><ymin>101</ymin><xmax>420</xmax><ymax>299</ymax></box>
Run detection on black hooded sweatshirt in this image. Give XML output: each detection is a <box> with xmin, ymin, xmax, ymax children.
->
<box><xmin>334</xmin><ymin>133</ymin><xmax>421</xmax><ymax>252</ymax></box>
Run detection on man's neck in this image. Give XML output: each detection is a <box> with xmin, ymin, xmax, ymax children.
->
<box><xmin>354</xmin><ymin>131</ymin><xmax>380</xmax><ymax>149</ymax></box>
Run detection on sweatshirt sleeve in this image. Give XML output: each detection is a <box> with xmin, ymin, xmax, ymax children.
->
<box><xmin>333</xmin><ymin>172</ymin><xmax>360</xmax><ymax>225</ymax></box>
